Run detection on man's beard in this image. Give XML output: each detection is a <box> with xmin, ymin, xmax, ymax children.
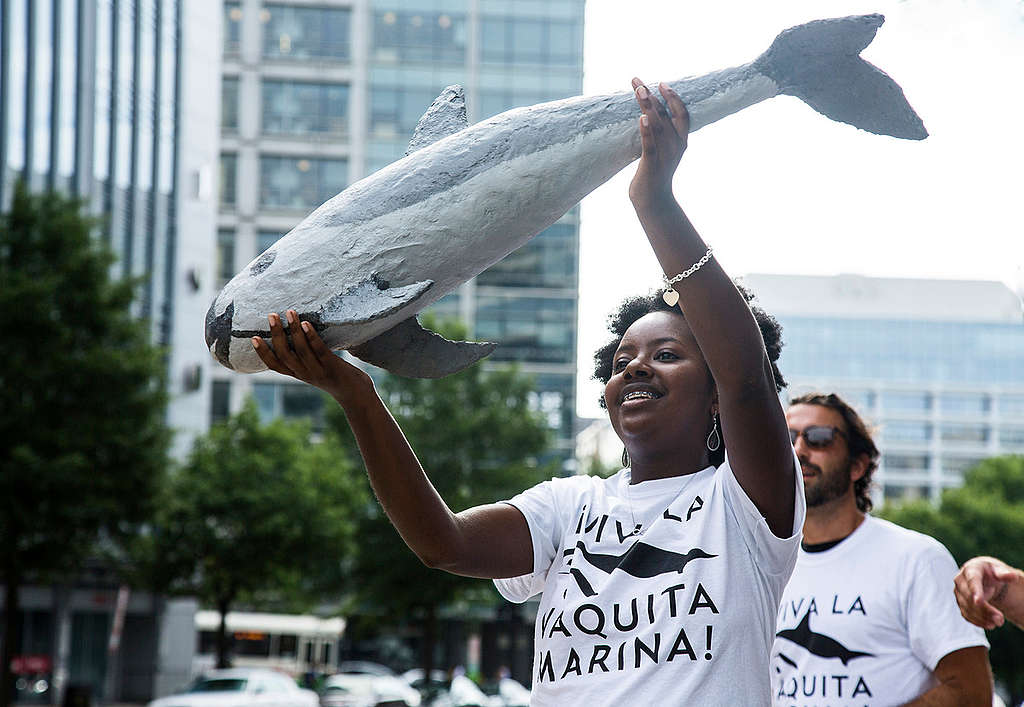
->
<box><xmin>803</xmin><ymin>458</ymin><xmax>853</xmax><ymax>508</ymax></box>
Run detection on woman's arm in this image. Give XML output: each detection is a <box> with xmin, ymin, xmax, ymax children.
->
<box><xmin>629</xmin><ymin>79</ymin><xmax>795</xmax><ymax>538</ymax></box>
<box><xmin>252</xmin><ymin>311</ymin><xmax>534</xmax><ymax>578</ymax></box>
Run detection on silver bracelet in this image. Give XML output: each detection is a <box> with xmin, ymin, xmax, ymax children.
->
<box><xmin>661</xmin><ymin>247</ymin><xmax>713</xmax><ymax>306</ymax></box>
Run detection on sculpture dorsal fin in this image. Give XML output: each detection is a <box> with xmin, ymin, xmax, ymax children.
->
<box><xmin>349</xmin><ymin>316</ymin><xmax>496</xmax><ymax>379</ymax></box>
<box><xmin>405</xmin><ymin>85</ymin><xmax>468</xmax><ymax>155</ymax></box>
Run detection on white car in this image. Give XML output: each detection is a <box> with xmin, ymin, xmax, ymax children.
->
<box><xmin>320</xmin><ymin>673</ymin><xmax>421</xmax><ymax>707</ymax></box>
<box><xmin>148</xmin><ymin>668</ymin><xmax>319</xmax><ymax>707</ymax></box>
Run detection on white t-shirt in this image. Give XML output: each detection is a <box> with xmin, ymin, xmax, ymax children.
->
<box><xmin>771</xmin><ymin>515</ymin><xmax>988</xmax><ymax>707</ymax></box>
<box><xmin>494</xmin><ymin>454</ymin><xmax>805</xmax><ymax>706</ymax></box>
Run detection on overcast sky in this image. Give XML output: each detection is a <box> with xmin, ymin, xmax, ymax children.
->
<box><xmin>575</xmin><ymin>0</ymin><xmax>1024</xmax><ymax>417</ymax></box>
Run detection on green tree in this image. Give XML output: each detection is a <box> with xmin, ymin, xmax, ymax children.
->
<box><xmin>327</xmin><ymin>323</ymin><xmax>553</xmax><ymax>676</ymax></box>
<box><xmin>0</xmin><ymin>184</ymin><xmax>169</xmax><ymax>706</ymax></box>
<box><xmin>144</xmin><ymin>400</ymin><xmax>366</xmax><ymax>668</ymax></box>
<box><xmin>880</xmin><ymin>455</ymin><xmax>1024</xmax><ymax>703</ymax></box>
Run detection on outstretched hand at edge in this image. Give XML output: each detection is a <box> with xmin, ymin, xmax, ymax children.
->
<box><xmin>954</xmin><ymin>555</ymin><xmax>1024</xmax><ymax>630</ymax></box>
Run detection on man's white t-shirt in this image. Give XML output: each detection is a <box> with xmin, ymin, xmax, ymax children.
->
<box><xmin>494</xmin><ymin>454</ymin><xmax>805</xmax><ymax>706</ymax></box>
<box><xmin>771</xmin><ymin>515</ymin><xmax>988</xmax><ymax>707</ymax></box>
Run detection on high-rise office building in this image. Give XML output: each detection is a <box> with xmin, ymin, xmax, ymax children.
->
<box><xmin>744</xmin><ymin>273</ymin><xmax>1024</xmax><ymax>504</ymax></box>
<box><xmin>1</xmin><ymin>0</ymin><xmax>220</xmax><ymax>700</ymax></box>
<box><xmin>215</xmin><ymin>0</ymin><xmax>584</xmax><ymax>465</ymax></box>
<box><xmin>1</xmin><ymin>0</ymin><xmax>221</xmax><ymax>457</ymax></box>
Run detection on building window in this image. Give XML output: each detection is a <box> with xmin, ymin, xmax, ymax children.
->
<box><xmin>257</xmin><ymin>231</ymin><xmax>281</xmax><ymax>254</ymax></box>
<box><xmin>882</xmin><ymin>421</ymin><xmax>931</xmax><ymax>443</ymax></box>
<box><xmin>475</xmin><ymin>296</ymin><xmax>575</xmax><ymax>364</ymax></box>
<box><xmin>477</xmin><ymin>222</ymin><xmax>578</xmax><ymax>289</ymax></box>
<box><xmin>259</xmin><ymin>155</ymin><xmax>348</xmax><ymax>210</ymax></box>
<box><xmin>480</xmin><ymin>17</ymin><xmax>580</xmax><ymax>66</ymax></box>
<box><xmin>834</xmin><ymin>389</ymin><xmax>876</xmax><ymax>413</ymax></box>
<box><xmin>30</xmin><ymin>0</ymin><xmax>54</xmax><ymax>179</ymax></box>
<box><xmin>373</xmin><ymin>10</ymin><xmax>466</xmax><ymax>64</ymax></box>
<box><xmin>883</xmin><ymin>484</ymin><xmax>931</xmax><ymax>503</ymax></box>
<box><xmin>5</xmin><ymin>1</ymin><xmax>28</xmax><ymax>175</ymax></box>
<box><xmin>217</xmin><ymin>230</ymin><xmax>235</xmax><ymax>285</ymax></box>
<box><xmin>263</xmin><ymin>5</ymin><xmax>351</xmax><ymax>61</ymax></box>
<box><xmin>219</xmin><ymin>153</ymin><xmax>238</xmax><ymax>207</ymax></box>
<box><xmin>224</xmin><ymin>3</ymin><xmax>242</xmax><ymax>55</ymax></box>
<box><xmin>369</xmin><ymin>86</ymin><xmax>442</xmax><ymax>140</ymax></box>
<box><xmin>222</xmin><ymin>77</ymin><xmax>240</xmax><ymax>131</ymax></box>
<box><xmin>253</xmin><ymin>382</ymin><xmax>325</xmax><ymax>428</ymax></box>
<box><xmin>999</xmin><ymin>427</ymin><xmax>1024</xmax><ymax>446</ymax></box>
<box><xmin>55</xmin><ymin>0</ymin><xmax>79</xmax><ymax>182</ymax></box>
<box><xmin>1000</xmin><ymin>395</ymin><xmax>1024</xmax><ymax>417</ymax></box>
<box><xmin>940</xmin><ymin>424</ymin><xmax>989</xmax><ymax>444</ymax></box>
<box><xmin>883</xmin><ymin>454</ymin><xmax>930</xmax><ymax>472</ymax></box>
<box><xmin>881</xmin><ymin>390</ymin><xmax>932</xmax><ymax>413</ymax></box>
<box><xmin>262</xmin><ymin>80</ymin><xmax>349</xmax><ymax>136</ymax></box>
<box><xmin>942</xmin><ymin>457</ymin><xmax>985</xmax><ymax>479</ymax></box>
<box><xmin>211</xmin><ymin>380</ymin><xmax>231</xmax><ymax>423</ymax></box>
<box><xmin>939</xmin><ymin>393</ymin><xmax>989</xmax><ymax>415</ymax></box>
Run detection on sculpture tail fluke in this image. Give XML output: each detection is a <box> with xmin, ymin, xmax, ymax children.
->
<box><xmin>758</xmin><ymin>14</ymin><xmax>927</xmax><ymax>140</ymax></box>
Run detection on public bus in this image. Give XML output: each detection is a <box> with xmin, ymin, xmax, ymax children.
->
<box><xmin>194</xmin><ymin>611</ymin><xmax>345</xmax><ymax>678</ymax></box>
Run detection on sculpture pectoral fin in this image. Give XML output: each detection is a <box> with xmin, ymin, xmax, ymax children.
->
<box><xmin>349</xmin><ymin>317</ymin><xmax>496</xmax><ymax>379</ymax></box>
<box><xmin>320</xmin><ymin>276</ymin><xmax>433</xmax><ymax>325</ymax></box>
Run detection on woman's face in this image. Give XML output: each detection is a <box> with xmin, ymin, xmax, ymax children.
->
<box><xmin>604</xmin><ymin>311</ymin><xmax>716</xmax><ymax>451</ymax></box>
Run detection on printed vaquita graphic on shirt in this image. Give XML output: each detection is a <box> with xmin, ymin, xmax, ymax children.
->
<box><xmin>535</xmin><ymin>492</ymin><xmax>722</xmax><ymax>685</ymax></box>
<box><xmin>773</xmin><ymin>596</ymin><xmax>874</xmax><ymax>706</ymax></box>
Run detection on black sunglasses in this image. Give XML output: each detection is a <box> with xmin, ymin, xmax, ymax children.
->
<box><xmin>789</xmin><ymin>425</ymin><xmax>847</xmax><ymax>448</ymax></box>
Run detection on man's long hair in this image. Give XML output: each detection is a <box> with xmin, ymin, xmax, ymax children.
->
<box><xmin>790</xmin><ymin>392</ymin><xmax>880</xmax><ymax>512</ymax></box>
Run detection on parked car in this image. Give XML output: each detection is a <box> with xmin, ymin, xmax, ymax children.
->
<box><xmin>320</xmin><ymin>673</ymin><xmax>421</xmax><ymax>707</ymax></box>
<box><xmin>147</xmin><ymin>668</ymin><xmax>319</xmax><ymax>707</ymax></box>
<box><xmin>336</xmin><ymin>661</ymin><xmax>398</xmax><ymax>677</ymax></box>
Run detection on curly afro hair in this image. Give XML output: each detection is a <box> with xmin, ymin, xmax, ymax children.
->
<box><xmin>592</xmin><ymin>281</ymin><xmax>786</xmax><ymax>468</ymax></box>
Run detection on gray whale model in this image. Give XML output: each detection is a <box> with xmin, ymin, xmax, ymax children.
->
<box><xmin>206</xmin><ymin>13</ymin><xmax>925</xmax><ymax>377</ymax></box>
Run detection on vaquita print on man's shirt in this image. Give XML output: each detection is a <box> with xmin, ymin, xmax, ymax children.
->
<box><xmin>774</xmin><ymin>594</ymin><xmax>874</xmax><ymax>705</ymax></box>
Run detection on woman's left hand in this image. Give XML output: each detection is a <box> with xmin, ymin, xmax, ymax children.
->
<box><xmin>629</xmin><ymin>78</ymin><xmax>690</xmax><ymax>207</ymax></box>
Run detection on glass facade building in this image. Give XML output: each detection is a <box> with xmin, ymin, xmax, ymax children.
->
<box><xmin>1</xmin><ymin>2</ymin><xmax>220</xmax><ymax>702</ymax></box>
<box><xmin>2</xmin><ymin>0</ymin><xmax>221</xmax><ymax>459</ymax></box>
<box><xmin>2</xmin><ymin>0</ymin><xmax>179</xmax><ymax>334</ymax></box>
<box><xmin>744</xmin><ymin>273</ymin><xmax>1024</xmax><ymax>504</ymax></box>
<box><xmin>216</xmin><ymin>0</ymin><xmax>585</xmax><ymax>466</ymax></box>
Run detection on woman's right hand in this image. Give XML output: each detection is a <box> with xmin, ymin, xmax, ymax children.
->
<box><xmin>629</xmin><ymin>78</ymin><xmax>690</xmax><ymax>209</ymax></box>
<box><xmin>251</xmin><ymin>310</ymin><xmax>374</xmax><ymax>404</ymax></box>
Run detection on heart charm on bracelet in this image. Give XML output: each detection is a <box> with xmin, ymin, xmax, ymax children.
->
<box><xmin>662</xmin><ymin>288</ymin><xmax>680</xmax><ymax>307</ymax></box>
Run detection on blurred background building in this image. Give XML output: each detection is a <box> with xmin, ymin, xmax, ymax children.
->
<box><xmin>576</xmin><ymin>274</ymin><xmax>1024</xmax><ymax>506</ymax></box>
<box><xmin>0</xmin><ymin>0</ymin><xmax>219</xmax><ymax>701</ymax></box>
<box><xmin>745</xmin><ymin>273</ymin><xmax>1024</xmax><ymax>504</ymax></box>
<box><xmin>0</xmin><ymin>0</ymin><xmax>220</xmax><ymax>458</ymax></box>
<box><xmin>213</xmin><ymin>0</ymin><xmax>585</xmax><ymax>468</ymax></box>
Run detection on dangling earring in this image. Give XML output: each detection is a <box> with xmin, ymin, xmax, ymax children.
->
<box><xmin>706</xmin><ymin>414</ymin><xmax>721</xmax><ymax>452</ymax></box>
<box><xmin>621</xmin><ymin>448</ymin><xmax>630</xmax><ymax>468</ymax></box>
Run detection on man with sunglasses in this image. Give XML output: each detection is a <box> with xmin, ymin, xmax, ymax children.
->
<box><xmin>771</xmin><ymin>392</ymin><xmax>992</xmax><ymax>706</ymax></box>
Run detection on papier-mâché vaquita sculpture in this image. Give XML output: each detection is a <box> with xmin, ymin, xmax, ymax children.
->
<box><xmin>206</xmin><ymin>14</ymin><xmax>926</xmax><ymax>377</ymax></box>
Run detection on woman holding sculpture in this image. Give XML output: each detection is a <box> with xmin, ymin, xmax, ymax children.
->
<box><xmin>253</xmin><ymin>80</ymin><xmax>802</xmax><ymax>704</ymax></box>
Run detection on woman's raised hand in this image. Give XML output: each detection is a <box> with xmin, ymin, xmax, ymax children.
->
<box><xmin>251</xmin><ymin>310</ymin><xmax>373</xmax><ymax>402</ymax></box>
<box><xmin>629</xmin><ymin>77</ymin><xmax>690</xmax><ymax>207</ymax></box>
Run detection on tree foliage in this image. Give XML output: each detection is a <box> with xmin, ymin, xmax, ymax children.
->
<box><xmin>879</xmin><ymin>455</ymin><xmax>1024</xmax><ymax>703</ymax></box>
<box><xmin>0</xmin><ymin>183</ymin><xmax>170</xmax><ymax>706</ymax></box>
<box><xmin>326</xmin><ymin>320</ymin><xmax>554</xmax><ymax>672</ymax></box>
<box><xmin>144</xmin><ymin>400</ymin><xmax>366</xmax><ymax>667</ymax></box>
